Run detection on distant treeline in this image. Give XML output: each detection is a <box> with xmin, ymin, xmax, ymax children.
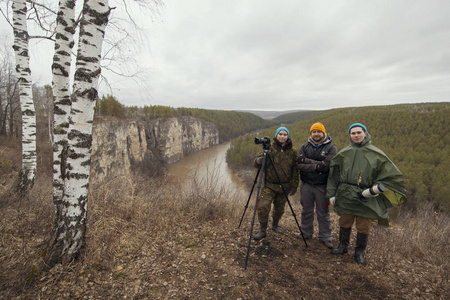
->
<box><xmin>227</xmin><ymin>102</ymin><xmax>450</xmax><ymax>212</ymax></box>
<box><xmin>272</xmin><ymin>110</ymin><xmax>329</xmax><ymax>123</ymax></box>
<box><xmin>95</xmin><ymin>94</ymin><xmax>276</xmax><ymax>142</ymax></box>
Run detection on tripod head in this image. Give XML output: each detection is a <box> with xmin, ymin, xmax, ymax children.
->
<box><xmin>254</xmin><ymin>136</ymin><xmax>271</xmax><ymax>151</ymax></box>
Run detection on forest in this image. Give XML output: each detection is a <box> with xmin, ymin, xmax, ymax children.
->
<box><xmin>227</xmin><ymin>102</ymin><xmax>450</xmax><ymax>212</ymax></box>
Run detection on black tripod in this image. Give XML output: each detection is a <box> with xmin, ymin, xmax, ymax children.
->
<box><xmin>238</xmin><ymin>141</ymin><xmax>308</xmax><ymax>269</ymax></box>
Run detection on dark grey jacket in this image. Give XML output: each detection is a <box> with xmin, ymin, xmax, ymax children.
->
<box><xmin>298</xmin><ymin>134</ymin><xmax>337</xmax><ymax>185</ymax></box>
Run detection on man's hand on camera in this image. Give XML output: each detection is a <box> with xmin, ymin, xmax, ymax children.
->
<box><xmin>256</xmin><ymin>157</ymin><xmax>263</xmax><ymax>165</ymax></box>
<box><xmin>297</xmin><ymin>154</ymin><xmax>305</xmax><ymax>164</ymax></box>
<box><xmin>357</xmin><ymin>191</ymin><xmax>367</xmax><ymax>202</ymax></box>
<box><xmin>289</xmin><ymin>187</ymin><xmax>297</xmax><ymax>196</ymax></box>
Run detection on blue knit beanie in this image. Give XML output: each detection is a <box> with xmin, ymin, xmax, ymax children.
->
<box><xmin>348</xmin><ymin>123</ymin><xmax>367</xmax><ymax>134</ymax></box>
<box><xmin>275</xmin><ymin>127</ymin><xmax>289</xmax><ymax>138</ymax></box>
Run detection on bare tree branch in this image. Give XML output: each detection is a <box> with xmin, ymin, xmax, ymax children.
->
<box><xmin>0</xmin><ymin>8</ymin><xmax>14</xmax><ymax>28</ymax></box>
<box><xmin>28</xmin><ymin>34</ymin><xmax>54</xmax><ymax>41</ymax></box>
<box><xmin>26</xmin><ymin>0</ymin><xmax>57</xmax><ymax>14</ymax></box>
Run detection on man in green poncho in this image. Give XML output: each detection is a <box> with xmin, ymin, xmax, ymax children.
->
<box><xmin>326</xmin><ymin>123</ymin><xmax>406</xmax><ymax>264</ymax></box>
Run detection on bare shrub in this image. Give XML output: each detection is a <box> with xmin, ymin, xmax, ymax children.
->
<box><xmin>0</xmin><ymin>184</ymin><xmax>53</xmax><ymax>296</ymax></box>
<box><xmin>396</xmin><ymin>203</ymin><xmax>449</xmax><ymax>264</ymax></box>
<box><xmin>85</xmin><ymin>175</ymin><xmax>159</xmax><ymax>269</ymax></box>
<box><xmin>176</xmin><ymin>159</ymin><xmax>242</xmax><ymax>222</ymax></box>
<box><xmin>370</xmin><ymin>202</ymin><xmax>450</xmax><ymax>291</ymax></box>
<box><xmin>85</xmin><ymin>163</ymin><xmax>242</xmax><ymax>271</ymax></box>
<box><xmin>0</xmin><ymin>137</ymin><xmax>21</xmax><ymax>196</ymax></box>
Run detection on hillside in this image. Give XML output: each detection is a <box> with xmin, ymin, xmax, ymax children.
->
<box><xmin>0</xmin><ymin>136</ymin><xmax>448</xmax><ymax>299</ymax></box>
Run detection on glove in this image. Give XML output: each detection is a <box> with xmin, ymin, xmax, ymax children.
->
<box><xmin>289</xmin><ymin>187</ymin><xmax>297</xmax><ymax>196</ymax></box>
<box><xmin>328</xmin><ymin>197</ymin><xmax>336</xmax><ymax>207</ymax></box>
<box><xmin>255</xmin><ymin>157</ymin><xmax>263</xmax><ymax>165</ymax></box>
<box><xmin>357</xmin><ymin>191</ymin><xmax>368</xmax><ymax>202</ymax></box>
<box><xmin>297</xmin><ymin>154</ymin><xmax>305</xmax><ymax>164</ymax></box>
<box><xmin>316</xmin><ymin>162</ymin><xmax>327</xmax><ymax>172</ymax></box>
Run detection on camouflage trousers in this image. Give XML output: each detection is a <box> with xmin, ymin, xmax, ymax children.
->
<box><xmin>257</xmin><ymin>184</ymin><xmax>290</xmax><ymax>223</ymax></box>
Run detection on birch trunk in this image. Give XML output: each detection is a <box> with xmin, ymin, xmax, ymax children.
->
<box><xmin>45</xmin><ymin>0</ymin><xmax>77</xmax><ymax>266</ymax></box>
<box><xmin>12</xmin><ymin>0</ymin><xmax>37</xmax><ymax>190</ymax></box>
<box><xmin>45</xmin><ymin>0</ymin><xmax>110</xmax><ymax>266</ymax></box>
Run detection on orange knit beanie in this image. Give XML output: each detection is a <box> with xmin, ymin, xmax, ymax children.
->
<box><xmin>309</xmin><ymin>122</ymin><xmax>326</xmax><ymax>135</ymax></box>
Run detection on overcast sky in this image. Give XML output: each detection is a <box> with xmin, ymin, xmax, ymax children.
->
<box><xmin>2</xmin><ymin>0</ymin><xmax>450</xmax><ymax>111</ymax></box>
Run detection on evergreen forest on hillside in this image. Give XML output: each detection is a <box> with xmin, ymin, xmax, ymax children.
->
<box><xmin>227</xmin><ymin>102</ymin><xmax>450</xmax><ymax>212</ymax></box>
<box><xmin>95</xmin><ymin>95</ymin><xmax>276</xmax><ymax>142</ymax></box>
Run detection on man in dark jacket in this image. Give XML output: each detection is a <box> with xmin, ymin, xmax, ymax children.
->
<box><xmin>326</xmin><ymin>123</ymin><xmax>406</xmax><ymax>264</ymax></box>
<box><xmin>253</xmin><ymin>127</ymin><xmax>299</xmax><ymax>240</ymax></box>
<box><xmin>297</xmin><ymin>123</ymin><xmax>337</xmax><ymax>249</ymax></box>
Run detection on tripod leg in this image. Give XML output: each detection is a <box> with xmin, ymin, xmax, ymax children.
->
<box><xmin>267</xmin><ymin>154</ymin><xmax>308</xmax><ymax>247</ymax></box>
<box><xmin>285</xmin><ymin>193</ymin><xmax>308</xmax><ymax>247</ymax></box>
<box><xmin>244</xmin><ymin>152</ymin><xmax>267</xmax><ymax>269</ymax></box>
<box><xmin>238</xmin><ymin>166</ymin><xmax>261</xmax><ymax>228</ymax></box>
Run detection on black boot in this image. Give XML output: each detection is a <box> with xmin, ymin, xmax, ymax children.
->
<box><xmin>354</xmin><ymin>232</ymin><xmax>369</xmax><ymax>264</ymax></box>
<box><xmin>331</xmin><ymin>227</ymin><xmax>351</xmax><ymax>254</ymax></box>
<box><xmin>272</xmin><ymin>219</ymin><xmax>283</xmax><ymax>234</ymax></box>
<box><xmin>254</xmin><ymin>222</ymin><xmax>267</xmax><ymax>240</ymax></box>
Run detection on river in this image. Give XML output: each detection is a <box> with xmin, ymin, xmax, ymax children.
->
<box><xmin>167</xmin><ymin>141</ymin><xmax>250</xmax><ymax>199</ymax></box>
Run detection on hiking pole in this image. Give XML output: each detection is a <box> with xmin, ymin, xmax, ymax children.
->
<box><xmin>244</xmin><ymin>147</ymin><xmax>269</xmax><ymax>269</ymax></box>
<box><xmin>266</xmin><ymin>153</ymin><xmax>308</xmax><ymax>247</ymax></box>
<box><xmin>238</xmin><ymin>166</ymin><xmax>261</xmax><ymax>228</ymax></box>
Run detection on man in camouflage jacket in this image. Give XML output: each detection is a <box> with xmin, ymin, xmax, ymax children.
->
<box><xmin>253</xmin><ymin>127</ymin><xmax>299</xmax><ymax>240</ymax></box>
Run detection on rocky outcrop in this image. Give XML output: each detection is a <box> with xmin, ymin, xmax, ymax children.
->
<box><xmin>91</xmin><ymin>116</ymin><xmax>219</xmax><ymax>180</ymax></box>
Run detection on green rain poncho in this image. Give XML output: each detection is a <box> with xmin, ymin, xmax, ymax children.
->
<box><xmin>326</xmin><ymin>133</ymin><xmax>406</xmax><ymax>226</ymax></box>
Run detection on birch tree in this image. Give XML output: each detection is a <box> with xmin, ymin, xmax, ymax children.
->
<box><xmin>45</xmin><ymin>0</ymin><xmax>76</xmax><ymax>266</ymax></box>
<box><xmin>45</xmin><ymin>0</ymin><xmax>111</xmax><ymax>267</ymax></box>
<box><xmin>12</xmin><ymin>0</ymin><xmax>37</xmax><ymax>190</ymax></box>
<box><xmin>44</xmin><ymin>0</ymin><xmax>161</xmax><ymax>267</ymax></box>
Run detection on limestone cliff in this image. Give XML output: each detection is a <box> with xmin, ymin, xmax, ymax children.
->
<box><xmin>91</xmin><ymin>116</ymin><xmax>219</xmax><ymax>180</ymax></box>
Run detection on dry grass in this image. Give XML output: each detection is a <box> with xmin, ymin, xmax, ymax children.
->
<box><xmin>369</xmin><ymin>203</ymin><xmax>450</xmax><ymax>294</ymax></box>
<box><xmin>0</xmin><ymin>136</ymin><xmax>449</xmax><ymax>299</ymax></box>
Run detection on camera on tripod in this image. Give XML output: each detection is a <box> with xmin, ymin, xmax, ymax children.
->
<box><xmin>254</xmin><ymin>136</ymin><xmax>271</xmax><ymax>145</ymax></box>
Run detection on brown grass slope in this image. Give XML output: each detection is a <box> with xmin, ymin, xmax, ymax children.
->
<box><xmin>0</xmin><ymin>136</ymin><xmax>448</xmax><ymax>299</ymax></box>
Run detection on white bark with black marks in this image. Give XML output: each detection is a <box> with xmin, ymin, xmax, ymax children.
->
<box><xmin>52</xmin><ymin>0</ymin><xmax>76</xmax><ymax>195</ymax></box>
<box><xmin>45</xmin><ymin>0</ymin><xmax>77</xmax><ymax>267</ymax></box>
<box><xmin>12</xmin><ymin>0</ymin><xmax>37</xmax><ymax>190</ymax></box>
<box><xmin>45</xmin><ymin>0</ymin><xmax>111</xmax><ymax>266</ymax></box>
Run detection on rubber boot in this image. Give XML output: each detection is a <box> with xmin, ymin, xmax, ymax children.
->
<box><xmin>271</xmin><ymin>219</ymin><xmax>283</xmax><ymax>234</ymax></box>
<box><xmin>354</xmin><ymin>232</ymin><xmax>369</xmax><ymax>264</ymax></box>
<box><xmin>254</xmin><ymin>222</ymin><xmax>267</xmax><ymax>240</ymax></box>
<box><xmin>331</xmin><ymin>227</ymin><xmax>351</xmax><ymax>254</ymax></box>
